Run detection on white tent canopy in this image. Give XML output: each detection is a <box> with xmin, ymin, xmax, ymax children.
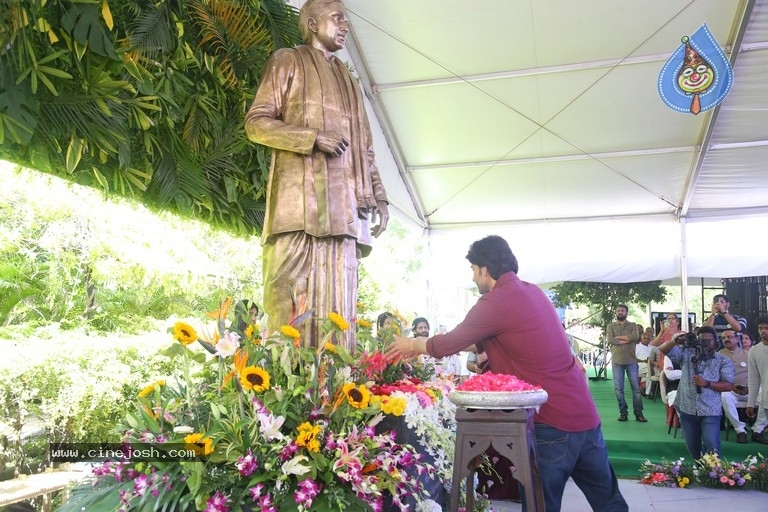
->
<box><xmin>331</xmin><ymin>0</ymin><xmax>768</xmax><ymax>287</ymax></box>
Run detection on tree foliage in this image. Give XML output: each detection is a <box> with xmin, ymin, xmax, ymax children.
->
<box><xmin>0</xmin><ymin>0</ymin><xmax>302</xmax><ymax>234</ymax></box>
<box><xmin>552</xmin><ymin>281</ymin><xmax>668</xmax><ymax>328</ymax></box>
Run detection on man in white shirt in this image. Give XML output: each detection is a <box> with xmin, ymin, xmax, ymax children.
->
<box><xmin>636</xmin><ymin>331</ymin><xmax>652</xmax><ymax>392</ymax></box>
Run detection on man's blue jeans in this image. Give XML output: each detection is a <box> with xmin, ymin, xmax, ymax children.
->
<box><xmin>677</xmin><ymin>411</ymin><xmax>722</xmax><ymax>458</ymax></box>
<box><xmin>612</xmin><ymin>362</ymin><xmax>643</xmax><ymax>417</ymax></box>
<box><xmin>520</xmin><ymin>424</ymin><xmax>628</xmax><ymax>512</ymax></box>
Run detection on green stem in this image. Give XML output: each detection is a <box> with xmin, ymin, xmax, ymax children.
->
<box><xmin>184</xmin><ymin>349</ymin><xmax>192</xmax><ymax>409</ymax></box>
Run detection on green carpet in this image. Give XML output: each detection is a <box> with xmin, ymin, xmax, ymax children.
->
<box><xmin>587</xmin><ymin>368</ymin><xmax>766</xmax><ymax>478</ymax></box>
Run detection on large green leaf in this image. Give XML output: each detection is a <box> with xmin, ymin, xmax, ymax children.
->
<box><xmin>0</xmin><ymin>68</ymin><xmax>39</xmax><ymax>145</ymax></box>
<box><xmin>61</xmin><ymin>3</ymin><xmax>120</xmax><ymax>60</ymax></box>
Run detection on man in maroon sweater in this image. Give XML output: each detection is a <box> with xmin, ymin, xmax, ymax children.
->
<box><xmin>386</xmin><ymin>235</ymin><xmax>627</xmax><ymax>512</ymax></box>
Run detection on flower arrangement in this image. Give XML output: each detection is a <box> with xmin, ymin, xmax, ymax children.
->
<box><xmin>61</xmin><ymin>299</ymin><xmax>461</xmax><ymax>512</ymax></box>
<box><xmin>639</xmin><ymin>457</ymin><xmax>695</xmax><ymax>488</ymax></box>
<box><xmin>640</xmin><ymin>453</ymin><xmax>768</xmax><ymax>491</ymax></box>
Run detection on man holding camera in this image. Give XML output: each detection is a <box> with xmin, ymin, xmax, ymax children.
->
<box><xmin>660</xmin><ymin>326</ymin><xmax>734</xmax><ymax>458</ymax></box>
<box><xmin>704</xmin><ymin>294</ymin><xmax>747</xmax><ymax>340</ymax></box>
<box><xmin>719</xmin><ymin>330</ymin><xmax>750</xmax><ymax>443</ymax></box>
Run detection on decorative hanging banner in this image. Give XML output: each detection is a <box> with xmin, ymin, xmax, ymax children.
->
<box><xmin>658</xmin><ymin>23</ymin><xmax>733</xmax><ymax>115</ymax></box>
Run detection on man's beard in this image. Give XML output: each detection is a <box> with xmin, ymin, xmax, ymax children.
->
<box><xmin>617</xmin><ymin>314</ymin><xmax>626</xmax><ymax>321</ymax></box>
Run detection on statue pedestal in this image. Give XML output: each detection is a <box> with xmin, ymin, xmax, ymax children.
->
<box><xmin>450</xmin><ymin>408</ymin><xmax>545</xmax><ymax>512</ymax></box>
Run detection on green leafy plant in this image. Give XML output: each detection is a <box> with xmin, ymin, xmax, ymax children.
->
<box><xmin>0</xmin><ymin>0</ymin><xmax>302</xmax><ymax>233</ymax></box>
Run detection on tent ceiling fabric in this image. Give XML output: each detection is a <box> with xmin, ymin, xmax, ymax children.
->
<box><xmin>338</xmin><ymin>0</ymin><xmax>768</xmax><ymax>284</ymax></box>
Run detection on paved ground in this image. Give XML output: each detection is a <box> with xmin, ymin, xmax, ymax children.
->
<box><xmin>488</xmin><ymin>477</ymin><xmax>764</xmax><ymax>511</ymax></box>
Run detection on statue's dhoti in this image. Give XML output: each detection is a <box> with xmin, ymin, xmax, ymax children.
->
<box><xmin>262</xmin><ymin>232</ymin><xmax>357</xmax><ymax>352</ymax></box>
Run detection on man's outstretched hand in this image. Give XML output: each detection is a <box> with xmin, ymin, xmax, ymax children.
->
<box><xmin>384</xmin><ymin>335</ymin><xmax>423</xmax><ymax>362</ymax></box>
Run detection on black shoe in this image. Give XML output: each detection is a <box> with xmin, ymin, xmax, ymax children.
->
<box><xmin>736</xmin><ymin>432</ymin><xmax>748</xmax><ymax>444</ymax></box>
<box><xmin>636</xmin><ymin>415</ymin><xmax>648</xmax><ymax>423</ymax></box>
<box><xmin>752</xmin><ymin>433</ymin><xmax>768</xmax><ymax>445</ymax></box>
<box><xmin>618</xmin><ymin>414</ymin><xmax>628</xmax><ymax>421</ymax></box>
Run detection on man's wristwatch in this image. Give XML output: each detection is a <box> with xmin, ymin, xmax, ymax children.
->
<box><xmin>705</xmin><ymin>381</ymin><xmax>711</xmax><ymax>388</ymax></box>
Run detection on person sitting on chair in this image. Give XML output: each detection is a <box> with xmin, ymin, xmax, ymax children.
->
<box><xmin>719</xmin><ymin>330</ymin><xmax>750</xmax><ymax>443</ymax></box>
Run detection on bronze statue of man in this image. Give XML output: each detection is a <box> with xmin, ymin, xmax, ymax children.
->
<box><xmin>245</xmin><ymin>0</ymin><xmax>388</xmax><ymax>351</ymax></box>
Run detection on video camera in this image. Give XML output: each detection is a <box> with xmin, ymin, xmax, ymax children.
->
<box><xmin>675</xmin><ymin>332</ymin><xmax>701</xmax><ymax>349</ymax></box>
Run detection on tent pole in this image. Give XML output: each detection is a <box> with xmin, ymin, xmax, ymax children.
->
<box><xmin>680</xmin><ymin>218</ymin><xmax>690</xmax><ymax>331</ymax></box>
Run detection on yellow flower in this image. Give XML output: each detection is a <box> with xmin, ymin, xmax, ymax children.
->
<box><xmin>240</xmin><ymin>366</ymin><xmax>270</xmax><ymax>392</ymax></box>
<box><xmin>342</xmin><ymin>382</ymin><xmax>371</xmax><ymax>409</ymax></box>
<box><xmin>184</xmin><ymin>432</ymin><xmax>214</xmax><ymax>456</ymax></box>
<box><xmin>324</xmin><ymin>342</ymin><xmax>337</xmax><ymax>354</ymax></box>
<box><xmin>377</xmin><ymin>395</ymin><xmax>406</xmax><ymax>416</ymax></box>
<box><xmin>173</xmin><ymin>322</ymin><xmax>197</xmax><ymax>345</ymax></box>
<box><xmin>328</xmin><ymin>312</ymin><xmax>349</xmax><ymax>331</ymax></box>
<box><xmin>296</xmin><ymin>422</ymin><xmax>322</xmax><ymax>453</ymax></box>
<box><xmin>244</xmin><ymin>324</ymin><xmax>255</xmax><ymax>338</ymax></box>
<box><xmin>356</xmin><ymin>318</ymin><xmax>373</xmax><ymax>329</ymax></box>
<box><xmin>280</xmin><ymin>325</ymin><xmax>300</xmax><ymax>340</ymax></box>
<box><xmin>138</xmin><ymin>380</ymin><xmax>166</xmax><ymax>398</ymax></box>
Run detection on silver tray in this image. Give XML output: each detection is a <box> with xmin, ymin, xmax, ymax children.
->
<box><xmin>448</xmin><ymin>389</ymin><xmax>548</xmax><ymax>410</ymax></box>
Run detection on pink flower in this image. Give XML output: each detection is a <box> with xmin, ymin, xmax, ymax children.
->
<box><xmin>456</xmin><ymin>371</ymin><xmax>541</xmax><ymax>392</ymax></box>
<box><xmin>215</xmin><ymin>331</ymin><xmax>240</xmax><ymax>357</ymax></box>
<box><xmin>720</xmin><ymin>476</ymin><xmax>728</xmax><ymax>483</ymax></box>
<box><xmin>256</xmin><ymin>493</ymin><xmax>275</xmax><ymax>510</ymax></box>
<box><xmin>133</xmin><ymin>474</ymin><xmax>150</xmax><ymax>497</ymax></box>
<box><xmin>204</xmin><ymin>491</ymin><xmax>229</xmax><ymax>512</ymax></box>
<box><xmin>249</xmin><ymin>483</ymin><xmax>264</xmax><ymax>501</ymax></box>
<box><xmin>294</xmin><ymin>478</ymin><xmax>322</xmax><ymax>508</ymax></box>
<box><xmin>236</xmin><ymin>450</ymin><xmax>258</xmax><ymax>476</ymax></box>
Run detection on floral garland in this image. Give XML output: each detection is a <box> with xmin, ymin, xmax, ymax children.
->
<box><xmin>640</xmin><ymin>452</ymin><xmax>768</xmax><ymax>491</ymax></box>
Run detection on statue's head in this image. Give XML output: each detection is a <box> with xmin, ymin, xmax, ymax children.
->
<box><xmin>300</xmin><ymin>0</ymin><xmax>349</xmax><ymax>51</ymax></box>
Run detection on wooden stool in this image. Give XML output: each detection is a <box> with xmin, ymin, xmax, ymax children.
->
<box><xmin>450</xmin><ymin>407</ymin><xmax>545</xmax><ymax>512</ymax></box>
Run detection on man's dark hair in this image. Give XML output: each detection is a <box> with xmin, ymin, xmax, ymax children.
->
<box><xmin>233</xmin><ymin>299</ymin><xmax>259</xmax><ymax>335</ymax></box>
<box><xmin>412</xmin><ymin>317</ymin><xmax>429</xmax><ymax>330</ymax></box>
<box><xmin>713</xmin><ymin>294</ymin><xmax>729</xmax><ymax>303</ymax></box>
<box><xmin>377</xmin><ymin>311</ymin><xmax>395</xmax><ymax>329</ymax></box>
<box><xmin>617</xmin><ymin>304</ymin><xmax>628</xmax><ymax>312</ymax></box>
<box><xmin>755</xmin><ymin>314</ymin><xmax>768</xmax><ymax>327</ymax></box>
<box><xmin>465</xmin><ymin>235</ymin><xmax>518</xmax><ymax>280</ymax></box>
<box><xmin>697</xmin><ymin>325</ymin><xmax>719</xmax><ymax>351</ymax></box>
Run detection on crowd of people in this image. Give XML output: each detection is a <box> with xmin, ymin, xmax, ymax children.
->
<box><xmin>603</xmin><ymin>293</ymin><xmax>768</xmax><ymax>460</ymax></box>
